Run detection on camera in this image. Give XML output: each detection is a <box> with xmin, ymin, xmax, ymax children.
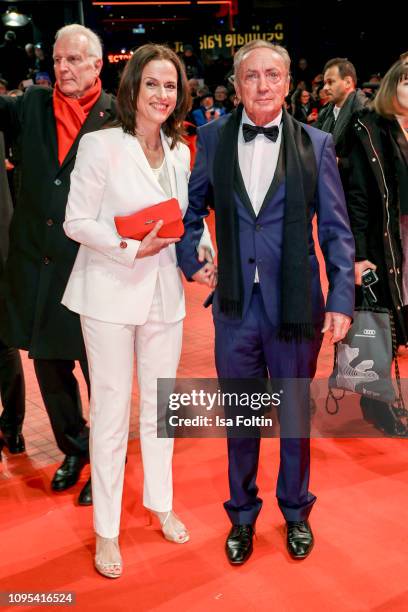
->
<box><xmin>361</xmin><ymin>268</ymin><xmax>379</xmax><ymax>287</ymax></box>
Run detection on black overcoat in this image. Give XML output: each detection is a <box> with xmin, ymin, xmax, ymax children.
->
<box><xmin>0</xmin><ymin>86</ymin><xmax>116</xmax><ymax>359</ymax></box>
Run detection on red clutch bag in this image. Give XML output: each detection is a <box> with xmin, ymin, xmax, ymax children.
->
<box><xmin>114</xmin><ymin>198</ymin><xmax>184</xmax><ymax>241</ymax></box>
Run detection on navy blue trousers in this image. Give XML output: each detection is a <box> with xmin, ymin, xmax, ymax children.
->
<box><xmin>214</xmin><ymin>286</ymin><xmax>323</xmax><ymax>525</ymax></box>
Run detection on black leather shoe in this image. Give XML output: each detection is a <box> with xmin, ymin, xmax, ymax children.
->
<box><xmin>225</xmin><ymin>524</ymin><xmax>254</xmax><ymax>565</ymax></box>
<box><xmin>51</xmin><ymin>455</ymin><xmax>87</xmax><ymax>492</ymax></box>
<box><xmin>0</xmin><ymin>431</ymin><xmax>25</xmax><ymax>454</ymax></box>
<box><xmin>286</xmin><ymin>520</ymin><xmax>314</xmax><ymax>559</ymax></box>
<box><xmin>78</xmin><ymin>477</ymin><xmax>92</xmax><ymax>506</ymax></box>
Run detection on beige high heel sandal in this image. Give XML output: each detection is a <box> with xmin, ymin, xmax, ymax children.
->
<box><xmin>94</xmin><ymin>535</ymin><xmax>123</xmax><ymax>579</ymax></box>
<box><xmin>149</xmin><ymin>510</ymin><xmax>190</xmax><ymax>544</ymax></box>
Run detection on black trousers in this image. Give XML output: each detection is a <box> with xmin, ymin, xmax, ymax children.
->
<box><xmin>0</xmin><ymin>338</ymin><xmax>25</xmax><ymax>433</ymax></box>
<box><xmin>34</xmin><ymin>358</ymin><xmax>90</xmax><ymax>458</ymax></box>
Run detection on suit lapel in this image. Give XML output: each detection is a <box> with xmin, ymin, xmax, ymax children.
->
<box><xmin>257</xmin><ymin>139</ymin><xmax>285</xmax><ymax>217</ymax></box>
<box><xmin>45</xmin><ymin>93</ymin><xmax>59</xmax><ymax>173</ymax></box>
<box><xmin>234</xmin><ymin>161</ymin><xmax>256</xmax><ymax>220</ymax></box>
<box><xmin>161</xmin><ymin>133</ymin><xmax>178</xmax><ymax>198</ymax></box>
<box><xmin>332</xmin><ymin>92</ymin><xmax>354</xmax><ymax>144</ymax></box>
<box><xmin>214</xmin><ymin>106</ymin><xmax>257</xmax><ymax>221</ymax></box>
<box><xmin>57</xmin><ymin>90</ymin><xmax>115</xmax><ymax>175</ymax></box>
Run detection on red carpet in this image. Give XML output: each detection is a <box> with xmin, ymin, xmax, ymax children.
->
<box><xmin>1</xmin><ymin>214</ymin><xmax>408</xmax><ymax>611</ymax></box>
<box><xmin>2</xmin><ymin>437</ymin><xmax>408</xmax><ymax>611</ymax></box>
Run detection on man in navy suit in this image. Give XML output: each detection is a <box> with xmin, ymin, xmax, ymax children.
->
<box><xmin>177</xmin><ymin>41</ymin><xmax>355</xmax><ymax>564</ymax></box>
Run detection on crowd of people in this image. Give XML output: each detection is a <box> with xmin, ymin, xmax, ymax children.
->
<box><xmin>0</xmin><ymin>23</ymin><xmax>407</xmax><ymax>580</ymax></box>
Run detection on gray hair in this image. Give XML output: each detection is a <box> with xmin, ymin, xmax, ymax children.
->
<box><xmin>54</xmin><ymin>24</ymin><xmax>103</xmax><ymax>59</ymax></box>
<box><xmin>234</xmin><ymin>41</ymin><xmax>290</xmax><ymax>82</ymax></box>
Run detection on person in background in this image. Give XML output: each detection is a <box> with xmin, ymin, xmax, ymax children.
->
<box><xmin>34</xmin><ymin>72</ymin><xmax>53</xmax><ymax>88</ymax></box>
<box><xmin>316</xmin><ymin>82</ymin><xmax>330</xmax><ymax>109</ymax></box>
<box><xmin>294</xmin><ymin>57</ymin><xmax>313</xmax><ymax>90</ymax></box>
<box><xmin>181</xmin><ymin>44</ymin><xmax>204</xmax><ymax>80</ymax></box>
<box><xmin>187</xmin><ymin>77</ymin><xmax>199</xmax><ymax>103</ymax></box>
<box><xmin>0</xmin><ymin>131</ymin><xmax>25</xmax><ymax>455</ymax></box>
<box><xmin>25</xmin><ymin>43</ymin><xmax>36</xmax><ymax>77</ymax></box>
<box><xmin>292</xmin><ymin>88</ymin><xmax>318</xmax><ymax>124</ymax></box>
<box><xmin>214</xmin><ymin>85</ymin><xmax>232</xmax><ymax>112</ymax></box>
<box><xmin>311</xmin><ymin>73</ymin><xmax>324</xmax><ymax>101</ymax></box>
<box><xmin>0</xmin><ymin>24</ymin><xmax>116</xmax><ymax>506</ymax></box>
<box><xmin>192</xmin><ymin>91</ymin><xmax>226</xmax><ymax>126</ymax></box>
<box><xmin>314</xmin><ymin>57</ymin><xmax>368</xmax><ymax>190</ymax></box>
<box><xmin>347</xmin><ymin>59</ymin><xmax>408</xmax><ymax>436</ymax></box>
<box><xmin>62</xmin><ymin>43</ymin><xmax>214</xmax><ymax>578</ymax></box>
<box><xmin>34</xmin><ymin>43</ymin><xmax>54</xmax><ymax>80</ymax></box>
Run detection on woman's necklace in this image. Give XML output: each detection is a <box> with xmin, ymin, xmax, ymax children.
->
<box><xmin>136</xmin><ymin>132</ymin><xmax>164</xmax><ymax>168</ymax></box>
<box><xmin>135</xmin><ymin>131</ymin><xmax>161</xmax><ymax>151</ymax></box>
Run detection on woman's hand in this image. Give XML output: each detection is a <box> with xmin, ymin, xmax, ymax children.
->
<box><xmin>136</xmin><ymin>220</ymin><xmax>180</xmax><ymax>259</ymax></box>
<box><xmin>355</xmin><ymin>260</ymin><xmax>377</xmax><ymax>285</ymax></box>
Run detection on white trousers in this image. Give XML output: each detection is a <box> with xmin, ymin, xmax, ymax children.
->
<box><xmin>81</xmin><ymin>288</ymin><xmax>183</xmax><ymax>538</ymax></box>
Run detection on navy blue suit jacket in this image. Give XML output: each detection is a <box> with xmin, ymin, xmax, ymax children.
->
<box><xmin>177</xmin><ymin>112</ymin><xmax>355</xmax><ymax>327</ymax></box>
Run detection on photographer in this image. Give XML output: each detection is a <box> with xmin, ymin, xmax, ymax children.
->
<box><xmin>192</xmin><ymin>91</ymin><xmax>226</xmax><ymax>126</ymax></box>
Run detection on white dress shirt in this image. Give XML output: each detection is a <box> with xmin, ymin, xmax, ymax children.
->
<box><xmin>238</xmin><ymin>108</ymin><xmax>283</xmax><ymax>216</ymax></box>
<box><xmin>238</xmin><ymin>108</ymin><xmax>283</xmax><ymax>281</ymax></box>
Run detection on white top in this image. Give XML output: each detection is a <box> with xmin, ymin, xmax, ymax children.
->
<box><xmin>151</xmin><ymin>158</ymin><xmax>172</xmax><ymax>199</ymax></box>
<box><xmin>333</xmin><ymin>106</ymin><xmax>341</xmax><ymax>121</ymax></box>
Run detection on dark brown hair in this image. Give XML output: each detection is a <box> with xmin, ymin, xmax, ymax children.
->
<box><xmin>323</xmin><ymin>57</ymin><xmax>357</xmax><ymax>87</ymax></box>
<box><xmin>374</xmin><ymin>60</ymin><xmax>408</xmax><ymax>118</ymax></box>
<box><xmin>116</xmin><ymin>43</ymin><xmax>191</xmax><ymax>148</ymax></box>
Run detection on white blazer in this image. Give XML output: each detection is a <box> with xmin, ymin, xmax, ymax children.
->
<box><xmin>62</xmin><ymin>127</ymin><xmax>212</xmax><ymax>325</ymax></box>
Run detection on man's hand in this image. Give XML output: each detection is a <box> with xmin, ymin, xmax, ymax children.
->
<box><xmin>355</xmin><ymin>259</ymin><xmax>376</xmax><ymax>286</ymax></box>
<box><xmin>322</xmin><ymin>312</ymin><xmax>352</xmax><ymax>344</ymax></box>
<box><xmin>136</xmin><ymin>220</ymin><xmax>180</xmax><ymax>259</ymax></box>
<box><xmin>197</xmin><ymin>245</ymin><xmax>213</xmax><ymax>264</ymax></box>
<box><xmin>195</xmin><ymin>246</ymin><xmax>217</xmax><ymax>287</ymax></box>
<box><xmin>192</xmin><ymin>262</ymin><xmax>217</xmax><ymax>287</ymax></box>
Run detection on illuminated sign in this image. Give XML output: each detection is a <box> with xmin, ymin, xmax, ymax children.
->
<box><xmin>108</xmin><ymin>52</ymin><xmax>133</xmax><ymax>63</ymax></box>
<box><xmin>107</xmin><ymin>23</ymin><xmax>284</xmax><ymax>64</ymax></box>
<box><xmin>174</xmin><ymin>24</ymin><xmax>284</xmax><ymax>53</ymax></box>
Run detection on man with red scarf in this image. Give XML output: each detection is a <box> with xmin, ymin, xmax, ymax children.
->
<box><xmin>0</xmin><ymin>24</ymin><xmax>116</xmax><ymax>505</ymax></box>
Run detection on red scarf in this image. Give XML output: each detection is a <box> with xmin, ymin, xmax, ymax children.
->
<box><xmin>53</xmin><ymin>77</ymin><xmax>102</xmax><ymax>165</ymax></box>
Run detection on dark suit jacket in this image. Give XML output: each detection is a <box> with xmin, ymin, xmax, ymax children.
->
<box><xmin>177</xmin><ymin>110</ymin><xmax>355</xmax><ymax>326</ymax></box>
<box><xmin>314</xmin><ymin>89</ymin><xmax>368</xmax><ymax>190</ymax></box>
<box><xmin>0</xmin><ymin>86</ymin><xmax>116</xmax><ymax>359</ymax></box>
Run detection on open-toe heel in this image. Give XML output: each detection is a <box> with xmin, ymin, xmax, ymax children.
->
<box><xmin>94</xmin><ymin>535</ymin><xmax>122</xmax><ymax>578</ymax></box>
<box><xmin>150</xmin><ymin>510</ymin><xmax>189</xmax><ymax>544</ymax></box>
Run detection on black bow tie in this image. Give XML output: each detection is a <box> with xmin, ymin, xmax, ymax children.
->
<box><xmin>242</xmin><ymin>123</ymin><xmax>280</xmax><ymax>143</ymax></box>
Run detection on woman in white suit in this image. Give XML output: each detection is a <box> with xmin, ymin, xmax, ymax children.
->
<box><xmin>62</xmin><ymin>44</ymin><xmax>215</xmax><ymax>578</ymax></box>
